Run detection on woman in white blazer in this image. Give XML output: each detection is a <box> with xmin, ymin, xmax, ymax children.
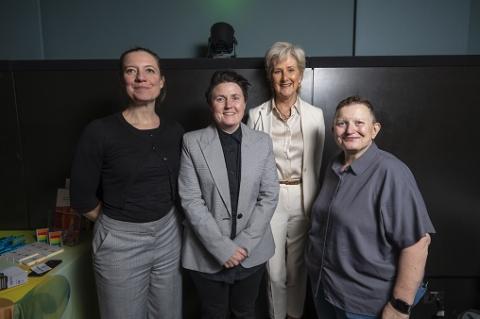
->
<box><xmin>179</xmin><ymin>70</ymin><xmax>279</xmax><ymax>319</ymax></box>
<box><xmin>247</xmin><ymin>42</ymin><xmax>325</xmax><ymax>319</ymax></box>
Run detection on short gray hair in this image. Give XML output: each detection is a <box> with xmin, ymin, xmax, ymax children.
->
<box><xmin>265</xmin><ymin>42</ymin><xmax>306</xmax><ymax>81</ymax></box>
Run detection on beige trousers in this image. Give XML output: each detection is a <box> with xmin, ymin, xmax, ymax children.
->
<box><xmin>267</xmin><ymin>184</ymin><xmax>309</xmax><ymax>319</ymax></box>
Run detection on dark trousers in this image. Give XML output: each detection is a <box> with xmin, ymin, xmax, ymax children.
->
<box><xmin>189</xmin><ymin>266</ymin><xmax>265</xmax><ymax>319</ymax></box>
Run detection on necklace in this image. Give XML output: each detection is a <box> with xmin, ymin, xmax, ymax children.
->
<box><xmin>276</xmin><ymin>107</ymin><xmax>292</xmax><ymax>121</ymax></box>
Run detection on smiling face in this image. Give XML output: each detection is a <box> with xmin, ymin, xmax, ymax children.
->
<box><xmin>333</xmin><ymin>102</ymin><xmax>381</xmax><ymax>162</ymax></box>
<box><xmin>122</xmin><ymin>50</ymin><xmax>164</xmax><ymax>105</ymax></box>
<box><xmin>271</xmin><ymin>55</ymin><xmax>303</xmax><ymax>101</ymax></box>
<box><xmin>210</xmin><ymin>82</ymin><xmax>246</xmax><ymax>133</ymax></box>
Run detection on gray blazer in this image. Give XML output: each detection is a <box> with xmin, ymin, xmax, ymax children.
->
<box><xmin>247</xmin><ymin>98</ymin><xmax>325</xmax><ymax>216</ymax></box>
<box><xmin>179</xmin><ymin>123</ymin><xmax>279</xmax><ymax>274</ymax></box>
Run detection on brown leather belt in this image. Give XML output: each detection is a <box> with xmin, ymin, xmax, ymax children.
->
<box><xmin>279</xmin><ymin>179</ymin><xmax>302</xmax><ymax>185</ymax></box>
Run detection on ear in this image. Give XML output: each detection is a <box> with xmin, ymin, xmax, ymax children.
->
<box><xmin>159</xmin><ymin>75</ymin><xmax>165</xmax><ymax>89</ymax></box>
<box><xmin>371</xmin><ymin>122</ymin><xmax>381</xmax><ymax>139</ymax></box>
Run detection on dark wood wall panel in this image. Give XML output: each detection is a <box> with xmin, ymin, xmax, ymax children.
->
<box><xmin>13</xmin><ymin>70</ymin><xmax>124</xmax><ymax>227</ymax></box>
<box><xmin>161</xmin><ymin>68</ymin><xmax>313</xmax><ymax>130</ymax></box>
<box><xmin>0</xmin><ymin>71</ymin><xmax>29</xmax><ymax>228</ymax></box>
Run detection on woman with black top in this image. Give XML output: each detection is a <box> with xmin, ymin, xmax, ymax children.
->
<box><xmin>70</xmin><ymin>47</ymin><xmax>183</xmax><ymax>319</ymax></box>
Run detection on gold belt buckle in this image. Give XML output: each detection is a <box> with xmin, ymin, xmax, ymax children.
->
<box><xmin>279</xmin><ymin>179</ymin><xmax>302</xmax><ymax>185</ymax></box>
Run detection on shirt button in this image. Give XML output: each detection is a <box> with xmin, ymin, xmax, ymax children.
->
<box><xmin>152</xmin><ymin>146</ymin><xmax>156</xmax><ymax>150</ymax></box>
<box><xmin>163</xmin><ymin>157</ymin><xmax>168</xmax><ymax>161</ymax></box>
<box><xmin>237</xmin><ymin>214</ymin><xmax>243</xmax><ymax>219</ymax></box>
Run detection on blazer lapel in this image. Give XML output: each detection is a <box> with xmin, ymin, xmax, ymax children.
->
<box><xmin>237</xmin><ymin>124</ymin><xmax>255</xmax><ymax>215</ymax></box>
<box><xmin>257</xmin><ymin>101</ymin><xmax>272</xmax><ymax>134</ymax></box>
<box><xmin>199</xmin><ymin>125</ymin><xmax>232</xmax><ymax>215</ymax></box>
<box><xmin>299</xmin><ymin>99</ymin><xmax>312</xmax><ymax>171</ymax></box>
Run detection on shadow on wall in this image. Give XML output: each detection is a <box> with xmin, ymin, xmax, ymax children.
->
<box><xmin>194</xmin><ymin>45</ymin><xmax>209</xmax><ymax>58</ymax></box>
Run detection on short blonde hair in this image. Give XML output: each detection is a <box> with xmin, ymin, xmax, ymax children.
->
<box><xmin>265</xmin><ymin>42</ymin><xmax>306</xmax><ymax>81</ymax></box>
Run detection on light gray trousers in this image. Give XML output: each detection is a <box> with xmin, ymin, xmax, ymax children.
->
<box><xmin>92</xmin><ymin>208</ymin><xmax>182</xmax><ymax>319</ymax></box>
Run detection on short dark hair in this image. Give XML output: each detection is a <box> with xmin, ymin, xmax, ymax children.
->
<box><xmin>335</xmin><ymin>95</ymin><xmax>377</xmax><ymax>122</ymax></box>
<box><xmin>205</xmin><ymin>70</ymin><xmax>251</xmax><ymax>104</ymax></box>
<box><xmin>119</xmin><ymin>47</ymin><xmax>166</xmax><ymax>103</ymax></box>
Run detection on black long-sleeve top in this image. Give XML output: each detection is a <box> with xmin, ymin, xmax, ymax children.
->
<box><xmin>70</xmin><ymin>112</ymin><xmax>184</xmax><ymax>223</ymax></box>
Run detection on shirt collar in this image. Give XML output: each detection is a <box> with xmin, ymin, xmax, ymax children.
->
<box><xmin>271</xmin><ymin>98</ymin><xmax>301</xmax><ymax>120</ymax></box>
<box><xmin>217</xmin><ymin>125</ymin><xmax>242</xmax><ymax>144</ymax></box>
<box><xmin>332</xmin><ymin>143</ymin><xmax>379</xmax><ymax>176</ymax></box>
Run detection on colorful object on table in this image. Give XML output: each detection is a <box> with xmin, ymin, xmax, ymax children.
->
<box><xmin>48</xmin><ymin>231</ymin><xmax>63</xmax><ymax>247</ymax></box>
<box><xmin>0</xmin><ymin>236</ymin><xmax>26</xmax><ymax>255</ymax></box>
<box><xmin>35</xmin><ymin>228</ymin><xmax>49</xmax><ymax>244</ymax></box>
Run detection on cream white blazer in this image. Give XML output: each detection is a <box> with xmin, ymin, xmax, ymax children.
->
<box><xmin>247</xmin><ymin>98</ymin><xmax>325</xmax><ymax>216</ymax></box>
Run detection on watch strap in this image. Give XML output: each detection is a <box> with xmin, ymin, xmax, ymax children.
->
<box><xmin>390</xmin><ymin>297</ymin><xmax>412</xmax><ymax>315</ymax></box>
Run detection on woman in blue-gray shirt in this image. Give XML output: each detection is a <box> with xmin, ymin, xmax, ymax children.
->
<box><xmin>306</xmin><ymin>96</ymin><xmax>435</xmax><ymax>319</ymax></box>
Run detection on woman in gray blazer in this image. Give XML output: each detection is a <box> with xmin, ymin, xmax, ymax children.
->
<box><xmin>247</xmin><ymin>42</ymin><xmax>325</xmax><ymax>319</ymax></box>
<box><xmin>178</xmin><ymin>70</ymin><xmax>279</xmax><ymax>319</ymax></box>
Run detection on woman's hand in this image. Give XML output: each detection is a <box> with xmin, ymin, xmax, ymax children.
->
<box><xmin>223</xmin><ymin>247</ymin><xmax>248</xmax><ymax>268</ymax></box>
<box><xmin>83</xmin><ymin>202</ymin><xmax>102</xmax><ymax>222</ymax></box>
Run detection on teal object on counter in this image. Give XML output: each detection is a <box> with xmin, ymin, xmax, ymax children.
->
<box><xmin>0</xmin><ymin>236</ymin><xmax>26</xmax><ymax>255</ymax></box>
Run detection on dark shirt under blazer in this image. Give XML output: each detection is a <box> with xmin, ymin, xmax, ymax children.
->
<box><xmin>179</xmin><ymin>123</ymin><xmax>279</xmax><ymax>274</ymax></box>
<box><xmin>217</xmin><ymin>127</ymin><xmax>242</xmax><ymax>239</ymax></box>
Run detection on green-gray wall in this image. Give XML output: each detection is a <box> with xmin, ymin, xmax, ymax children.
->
<box><xmin>1</xmin><ymin>0</ymin><xmax>479</xmax><ymax>59</ymax></box>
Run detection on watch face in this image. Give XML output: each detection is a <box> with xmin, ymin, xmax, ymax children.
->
<box><xmin>391</xmin><ymin>298</ymin><xmax>412</xmax><ymax>315</ymax></box>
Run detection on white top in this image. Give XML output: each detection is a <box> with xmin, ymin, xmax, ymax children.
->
<box><xmin>271</xmin><ymin>99</ymin><xmax>303</xmax><ymax>181</ymax></box>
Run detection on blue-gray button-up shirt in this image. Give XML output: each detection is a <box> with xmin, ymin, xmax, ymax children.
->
<box><xmin>306</xmin><ymin>143</ymin><xmax>435</xmax><ymax>315</ymax></box>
